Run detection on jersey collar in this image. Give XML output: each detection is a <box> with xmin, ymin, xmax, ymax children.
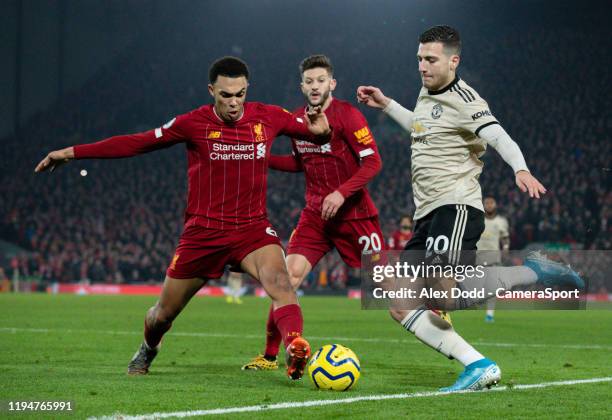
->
<box><xmin>212</xmin><ymin>105</ymin><xmax>245</xmax><ymax>123</ymax></box>
<box><xmin>427</xmin><ymin>75</ymin><xmax>460</xmax><ymax>95</ymax></box>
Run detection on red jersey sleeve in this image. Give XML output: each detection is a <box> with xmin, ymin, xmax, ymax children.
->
<box><xmin>73</xmin><ymin>113</ymin><xmax>191</xmax><ymax>159</ymax></box>
<box><xmin>269</xmin><ymin>140</ymin><xmax>303</xmax><ymax>172</ymax></box>
<box><xmin>268</xmin><ymin>105</ymin><xmax>330</xmax><ymax>145</ymax></box>
<box><xmin>335</xmin><ymin>105</ymin><xmax>382</xmax><ymax>198</ymax></box>
<box><xmin>269</xmin><ymin>154</ymin><xmax>302</xmax><ymax>172</ymax></box>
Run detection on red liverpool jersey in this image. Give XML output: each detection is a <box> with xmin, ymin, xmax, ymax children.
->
<box><xmin>275</xmin><ymin>98</ymin><xmax>381</xmax><ymax>220</ymax></box>
<box><xmin>74</xmin><ymin>102</ymin><xmax>325</xmax><ymax>230</ymax></box>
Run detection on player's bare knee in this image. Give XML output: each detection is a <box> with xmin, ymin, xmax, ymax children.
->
<box><xmin>288</xmin><ymin>273</ymin><xmax>303</xmax><ymax>290</ymax></box>
<box><xmin>269</xmin><ymin>273</ymin><xmax>297</xmax><ymax>304</ymax></box>
<box><xmin>286</xmin><ymin>257</ymin><xmax>309</xmax><ymax>290</ymax></box>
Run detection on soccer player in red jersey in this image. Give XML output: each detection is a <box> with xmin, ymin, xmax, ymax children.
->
<box><xmin>34</xmin><ymin>56</ymin><xmax>332</xmax><ymax>380</ymax></box>
<box><xmin>388</xmin><ymin>215</ymin><xmax>414</xmax><ymax>251</ymax></box>
<box><xmin>242</xmin><ymin>55</ymin><xmax>385</xmax><ymax>371</ymax></box>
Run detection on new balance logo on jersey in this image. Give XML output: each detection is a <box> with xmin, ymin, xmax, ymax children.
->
<box><xmin>256</xmin><ymin>143</ymin><xmax>266</xmax><ymax>159</ymax></box>
<box><xmin>265</xmin><ymin>227</ymin><xmax>278</xmax><ymax>237</ymax></box>
<box><xmin>208</xmin><ymin>131</ymin><xmax>222</xmax><ymax>139</ymax></box>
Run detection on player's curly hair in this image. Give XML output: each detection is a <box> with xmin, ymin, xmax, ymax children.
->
<box><xmin>419</xmin><ymin>25</ymin><xmax>461</xmax><ymax>55</ymax></box>
<box><xmin>299</xmin><ymin>54</ymin><xmax>334</xmax><ymax>76</ymax></box>
<box><xmin>209</xmin><ymin>56</ymin><xmax>249</xmax><ymax>83</ymax></box>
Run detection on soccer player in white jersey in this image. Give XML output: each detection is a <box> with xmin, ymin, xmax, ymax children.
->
<box><xmin>358</xmin><ymin>25</ymin><xmax>583</xmax><ymax>392</ymax></box>
<box><xmin>476</xmin><ymin>197</ymin><xmax>510</xmax><ymax>322</ymax></box>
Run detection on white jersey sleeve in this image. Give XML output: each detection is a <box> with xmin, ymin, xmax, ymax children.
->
<box><xmin>457</xmin><ymin>94</ymin><xmax>499</xmax><ymax>137</ymax></box>
<box><xmin>499</xmin><ymin>216</ymin><xmax>510</xmax><ymax>239</ymax></box>
<box><xmin>383</xmin><ymin>99</ymin><xmax>414</xmax><ymax>133</ymax></box>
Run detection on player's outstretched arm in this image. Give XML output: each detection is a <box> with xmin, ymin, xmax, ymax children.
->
<box><xmin>269</xmin><ymin>154</ymin><xmax>302</xmax><ymax>173</ymax></box>
<box><xmin>276</xmin><ymin>105</ymin><xmax>330</xmax><ymax>145</ymax></box>
<box><xmin>478</xmin><ymin>124</ymin><xmax>546</xmax><ymax>199</ymax></box>
<box><xmin>357</xmin><ymin>86</ymin><xmax>414</xmax><ymax>132</ymax></box>
<box><xmin>35</xmin><ymin>147</ymin><xmax>74</xmax><ymax>173</ymax></box>
<box><xmin>356</xmin><ymin>86</ymin><xmax>391</xmax><ymax>109</ymax></box>
<box><xmin>37</xmin><ymin>115</ymin><xmax>190</xmax><ymax>170</ymax></box>
<box><xmin>515</xmin><ymin>170</ymin><xmax>546</xmax><ymax>199</ymax></box>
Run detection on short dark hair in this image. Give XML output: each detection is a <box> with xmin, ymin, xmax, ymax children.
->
<box><xmin>209</xmin><ymin>56</ymin><xmax>249</xmax><ymax>84</ymax></box>
<box><xmin>299</xmin><ymin>54</ymin><xmax>333</xmax><ymax>76</ymax></box>
<box><xmin>419</xmin><ymin>25</ymin><xmax>461</xmax><ymax>55</ymax></box>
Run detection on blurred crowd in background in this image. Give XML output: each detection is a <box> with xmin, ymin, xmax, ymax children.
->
<box><xmin>1</xmin><ymin>8</ymin><xmax>609</xmax><ymax>292</ymax></box>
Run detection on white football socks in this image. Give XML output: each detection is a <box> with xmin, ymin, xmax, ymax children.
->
<box><xmin>400</xmin><ymin>309</ymin><xmax>484</xmax><ymax>367</ymax></box>
<box><xmin>394</xmin><ymin>266</ymin><xmax>539</xmax><ymax>365</ymax></box>
<box><xmin>486</xmin><ymin>298</ymin><xmax>496</xmax><ymax>317</ymax></box>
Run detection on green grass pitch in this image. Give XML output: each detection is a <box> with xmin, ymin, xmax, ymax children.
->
<box><xmin>0</xmin><ymin>294</ymin><xmax>610</xmax><ymax>419</ymax></box>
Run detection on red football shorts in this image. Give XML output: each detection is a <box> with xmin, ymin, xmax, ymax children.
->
<box><xmin>287</xmin><ymin>209</ymin><xmax>386</xmax><ymax>268</ymax></box>
<box><xmin>166</xmin><ymin>220</ymin><xmax>282</xmax><ymax>280</ymax></box>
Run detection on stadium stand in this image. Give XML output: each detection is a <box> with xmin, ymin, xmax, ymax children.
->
<box><xmin>1</xmin><ymin>20</ymin><xmax>609</xmax><ymax>290</ymax></box>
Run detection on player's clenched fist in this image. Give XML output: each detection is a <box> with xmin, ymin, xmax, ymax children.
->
<box><xmin>356</xmin><ymin>86</ymin><xmax>391</xmax><ymax>109</ymax></box>
<box><xmin>34</xmin><ymin>147</ymin><xmax>75</xmax><ymax>173</ymax></box>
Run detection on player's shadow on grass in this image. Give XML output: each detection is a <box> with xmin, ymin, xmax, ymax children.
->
<box><xmin>366</xmin><ymin>361</ymin><xmax>455</xmax><ymax>389</ymax></box>
<box><xmin>157</xmin><ymin>363</ymin><xmax>315</xmax><ymax>387</ymax></box>
<box><xmin>153</xmin><ymin>363</ymin><xmax>289</xmax><ymax>378</ymax></box>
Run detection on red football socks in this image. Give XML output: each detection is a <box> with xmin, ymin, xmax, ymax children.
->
<box><xmin>264</xmin><ymin>304</ymin><xmax>282</xmax><ymax>358</ymax></box>
<box><xmin>272</xmin><ymin>303</ymin><xmax>304</xmax><ymax>348</ymax></box>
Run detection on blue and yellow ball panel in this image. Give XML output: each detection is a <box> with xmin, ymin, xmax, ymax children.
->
<box><xmin>308</xmin><ymin>344</ymin><xmax>361</xmax><ymax>391</ymax></box>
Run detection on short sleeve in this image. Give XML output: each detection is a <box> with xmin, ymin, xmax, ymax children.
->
<box><xmin>500</xmin><ymin>217</ymin><xmax>510</xmax><ymax>237</ymax></box>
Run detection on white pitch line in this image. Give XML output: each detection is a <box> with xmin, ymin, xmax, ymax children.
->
<box><xmin>92</xmin><ymin>377</ymin><xmax>612</xmax><ymax>419</ymax></box>
<box><xmin>1</xmin><ymin>327</ymin><xmax>611</xmax><ymax>350</ymax></box>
